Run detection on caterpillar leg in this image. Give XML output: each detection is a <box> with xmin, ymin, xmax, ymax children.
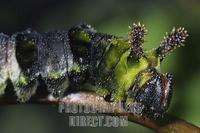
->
<box><xmin>45</xmin><ymin>75</ymin><xmax>69</xmax><ymax>97</ymax></box>
<box><xmin>14</xmin><ymin>75</ymin><xmax>38</xmax><ymax>102</ymax></box>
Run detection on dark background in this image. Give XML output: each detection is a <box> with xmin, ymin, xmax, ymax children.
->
<box><xmin>0</xmin><ymin>0</ymin><xmax>199</xmax><ymax>133</ymax></box>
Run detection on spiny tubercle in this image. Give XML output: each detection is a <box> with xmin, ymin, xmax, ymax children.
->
<box><xmin>128</xmin><ymin>22</ymin><xmax>147</xmax><ymax>58</ymax></box>
<box><xmin>156</xmin><ymin>27</ymin><xmax>188</xmax><ymax>59</ymax></box>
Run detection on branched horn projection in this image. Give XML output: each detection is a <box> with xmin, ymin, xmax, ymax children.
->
<box><xmin>156</xmin><ymin>27</ymin><xmax>188</xmax><ymax>59</ymax></box>
<box><xmin>128</xmin><ymin>22</ymin><xmax>147</xmax><ymax>58</ymax></box>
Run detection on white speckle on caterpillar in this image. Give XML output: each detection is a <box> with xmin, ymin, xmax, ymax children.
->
<box><xmin>0</xmin><ymin>33</ymin><xmax>10</xmax><ymax>95</ymax></box>
<box><xmin>8</xmin><ymin>39</ymin><xmax>21</xmax><ymax>84</ymax></box>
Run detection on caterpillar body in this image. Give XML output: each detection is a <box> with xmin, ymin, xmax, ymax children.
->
<box><xmin>0</xmin><ymin>23</ymin><xmax>188</xmax><ymax>118</ymax></box>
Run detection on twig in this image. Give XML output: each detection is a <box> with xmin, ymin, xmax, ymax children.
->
<box><xmin>0</xmin><ymin>92</ymin><xmax>199</xmax><ymax>133</ymax></box>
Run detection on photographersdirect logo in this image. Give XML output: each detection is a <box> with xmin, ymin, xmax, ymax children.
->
<box><xmin>58</xmin><ymin>102</ymin><xmax>143</xmax><ymax>127</ymax></box>
<box><xmin>68</xmin><ymin>115</ymin><xmax>128</xmax><ymax>127</ymax></box>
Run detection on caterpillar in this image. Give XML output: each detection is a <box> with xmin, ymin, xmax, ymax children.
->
<box><xmin>0</xmin><ymin>22</ymin><xmax>188</xmax><ymax>118</ymax></box>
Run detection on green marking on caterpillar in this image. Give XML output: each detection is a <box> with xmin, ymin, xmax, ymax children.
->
<box><xmin>69</xmin><ymin>63</ymin><xmax>81</xmax><ymax>73</ymax></box>
<box><xmin>18</xmin><ymin>75</ymin><xmax>29</xmax><ymax>86</ymax></box>
<box><xmin>0</xmin><ymin>83</ymin><xmax>6</xmax><ymax>95</ymax></box>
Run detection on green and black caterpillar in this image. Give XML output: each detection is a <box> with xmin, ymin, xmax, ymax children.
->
<box><xmin>0</xmin><ymin>22</ymin><xmax>188</xmax><ymax>117</ymax></box>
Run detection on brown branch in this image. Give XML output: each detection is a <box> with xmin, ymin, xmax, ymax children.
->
<box><xmin>0</xmin><ymin>92</ymin><xmax>200</xmax><ymax>133</ymax></box>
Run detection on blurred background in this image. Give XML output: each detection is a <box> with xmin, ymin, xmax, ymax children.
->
<box><xmin>0</xmin><ymin>0</ymin><xmax>199</xmax><ymax>133</ymax></box>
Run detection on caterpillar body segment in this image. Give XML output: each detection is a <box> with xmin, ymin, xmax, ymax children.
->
<box><xmin>0</xmin><ymin>33</ymin><xmax>21</xmax><ymax>96</ymax></box>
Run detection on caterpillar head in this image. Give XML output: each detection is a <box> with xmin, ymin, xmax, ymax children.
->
<box><xmin>127</xmin><ymin>22</ymin><xmax>188</xmax><ymax>118</ymax></box>
<box><xmin>129</xmin><ymin>68</ymin><xmax>173</xmax><ymax>118</ymax></box>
